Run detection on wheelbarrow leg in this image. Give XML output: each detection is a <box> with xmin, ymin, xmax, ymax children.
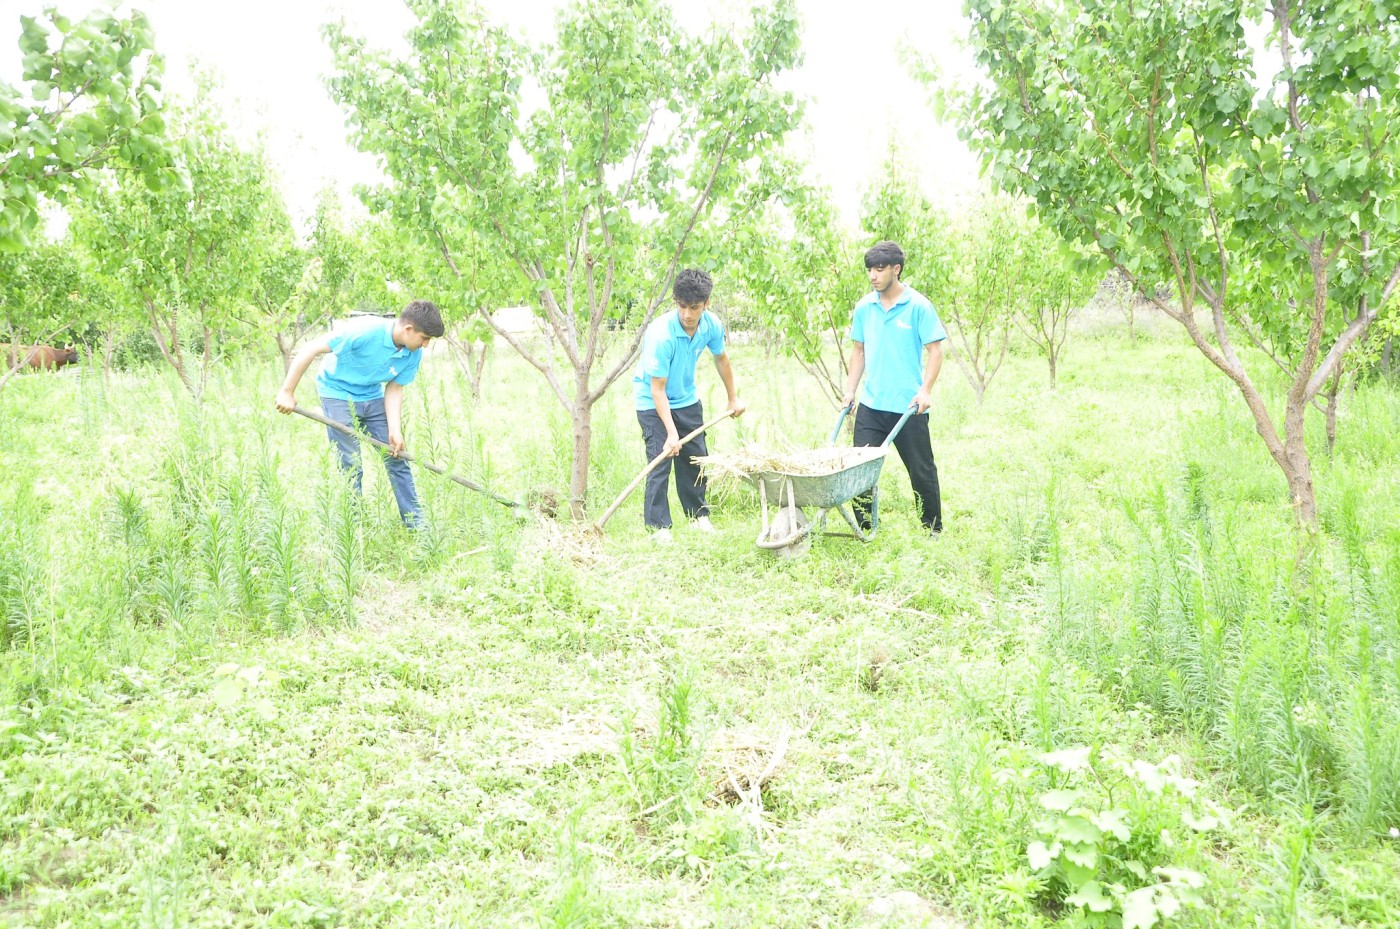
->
<box><xmin>759</xmin><ymin>479</ymin><xmax>770</xmax><ymax>538</ymax></box>
<box><xmin>837</xmin><ymin>486</ymin><xmax>880</xmax><ymax>541</ymax></box>
<box><xmin>871</xmin><ymin>485</ymin><xmax>880</xmax><ymax>538</ymax></box>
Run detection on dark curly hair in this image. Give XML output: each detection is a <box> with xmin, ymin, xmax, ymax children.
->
<box><xmin>672</xmin><ymin>268</ymin><xmax>714</xmax><ymax>306</ymax></box>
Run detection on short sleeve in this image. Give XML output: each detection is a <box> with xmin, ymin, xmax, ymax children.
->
<box><xmin>326</xmin><ymin>326</ymin><xmax>355</xmax><ymax>356</ymax></box>
<box><xmin>849</xmin><ymin>303</ymin><xmax>866</xmax><ymax>343</ymax></box>
<box><xmin>706</xmin><ymin>314</ymin><xmax>725</xmax><ymax>356</ymax></box>
<box><xmin>391</xmin><ymin>352</ymin><xmax>420</xmax><ymax>386</ymax></box>
<box><xmin>918</xmin><ymin>302</ymin><xmax>948</xmax><ymax>345</ymax></box>
<box><xmin>642</xmin><ymin>331</ymin><xmax>674</xmax><ymax>380</ymax></box>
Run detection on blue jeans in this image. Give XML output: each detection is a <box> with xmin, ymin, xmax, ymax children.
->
<box><xmin>320</xmin><ymin>396</ymin><xmax>422</xmax><ymax>527</ymax></box>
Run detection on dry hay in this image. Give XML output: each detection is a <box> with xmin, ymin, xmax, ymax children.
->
<box><xmin>697</xmin><ymin>445</ymin><xmax>886</xmax><ymax>485</ymax></box>
<box><xmin>525</xmin><ymin>485</ymin><xmax>563</xmax><ymax>520</ymax></box>
<box><xmin>524</xmin><ymin>512</ymin><xmax>604</xmax><ymax>565</ymax></box>
<box><xmin>704</xmin><ymin>727</ymin><xmax>791</xmax><ymax>807</ymax></box>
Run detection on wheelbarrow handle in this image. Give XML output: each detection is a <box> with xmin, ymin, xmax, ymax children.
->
<box><xmin>830</xmin><ymin>401</ymin><xmax>919</xmax><ymax>448</ymax></box>
<box><xmin>829</xmin><ymin>402</ymin><xmax>853</xmax><ymax>446</ymax></box>
<box><xmin>290</xmin><ymin>405</ymin><xmax>524</xmax><ymax>512</ymax></box>
<box><xmin>881</xmin><ymin>403</ymin><xmax>919</xmax><ymax>448</ymax></box>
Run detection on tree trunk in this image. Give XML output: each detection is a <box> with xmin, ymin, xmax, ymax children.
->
<box><xmin>1322</xmin><ymin>366</ymin><xmax>1342</xmax><ymax>456</ymax></box>
<box><xmin>1047</xmin><ymin>350</ymin><xmax>1058</xmax><ymax>389</ymax></box>
<box><xmin>275</xmin><ymin>331</ymin><xmax>295</xmax><ymax>373</ymax></box>
<box><xmin>102</xmin><ymin>329</ymin><xmax>117</xmax><ymax>384</ymax></box>
<box><xmin>197</xmin><ymin>325</ymin><xmax>213</xmax><ymax>402</ymax></box>
<box><xmin>1324</xmin><ymin>393</ymin><xmax>1338</xmax><ymax>456</ymax></box>
<box><xmin>470</xmin><ymin>341</ymin><xmax>489</xmax><ymax>398</ymax></box>
<box><xmin>1281</xmin><ymin>398</ymin><xmax>1318</xmax><ymax>527</ymax></box>
<box><xmin>445</xmin><ymin>335</ymin><xmax>490</xmax><ymax>399</ymax></box>
<box><xmin>147</xmin><ymin>306</ymin><xmax>197</xmax><ymax>400</ymax></box>
<box><xmin>0</xmin><ymin>350</ymin><xmax>38</xmax><ymax>393</ymax></box>
<box><xmin>569</xmin><ymin>382</ymin><xmax>593</xmax><ymax>521</ymax></box>
<box><xmin>1186</xmin><ymin>314</ymin><xmax>1318</xmax><ymax>530</ymax></box>
<box><xmin>1383</xmin><ymin>337</ymin><xmax>1393</xmax><ymax>376</ymax></box>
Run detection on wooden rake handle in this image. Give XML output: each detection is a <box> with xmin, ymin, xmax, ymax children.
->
<box><xmin>291</xmin><ymin>405</ymin><xmax>524</xmax><ymax>512</ymax></box>
<box><xmin>593</xmin><ymin>409</ymin><xmax>735</xmax><ymax>532</ymax></box>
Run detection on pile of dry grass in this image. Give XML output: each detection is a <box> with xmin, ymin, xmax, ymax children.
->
<box><xmin>696</xmin><ymin>446</ymin><xmax>886</xmax><ymax>484</ymax></box>
<box><xmin>520</xmin><ymin>511</ymin><xmax>603</xmax><ymax>565</ymax></box>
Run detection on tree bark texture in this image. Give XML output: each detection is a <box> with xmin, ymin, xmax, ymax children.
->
<box><xmin>569</xmin><ymin>380</ymin><xmax>593</xmax><ymax>522</ymax></box>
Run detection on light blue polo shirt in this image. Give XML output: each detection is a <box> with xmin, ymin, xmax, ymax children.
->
<box><xmin>849</xmin><ymin>285</ymin><xmax>947</xmax><ymax>413</ymax></box>
<box><xmin>316</xmin><ymin>316</ymin><xmax>423</xmax><ymax>402</ymax></box>
<box><xmin>632</xmin><ymin>309</ymin><xmax>726</xmax><ymax>411</ymax></box>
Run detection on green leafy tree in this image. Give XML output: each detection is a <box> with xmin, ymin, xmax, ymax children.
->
<box><xmin>945</xmin><ymin>0</ymin><xmax>1400</xmax><ymax>527</ymax></box>
<box><xmin>0</xmin><ymin>237</ymin><xmax>82</xmax><ymax>387</ymax></box>
<box><xmin>250</xmin><ymin>189</ymin><xmax>367</xmax><ymax>372</ymax></box>
<box><xmin>726</xmin><ymin>163</ymin><xmax>863</xmax><ymax>406</ymax></box>
<box><xmin>1</xmin><ymin>6</ymin><xmax>173</xmax><ymax>251</ymax></box>
<box><xmin>1093</xmin><ymin>268</ymin><xmax>1143</xmax><ymax>341</ymax></box>
<box><xmin>252</xmin><ymin>235</ymin><xmax>322</xmax><ymax>373</ymax></box>
<box><xmin>1018</xmin><ymin>222</ymin><xmax>1100</xmax><ymax>388</ymax></box>
<box><xmin>326</xmin><ymin>0</ymin><xmax>802</xmax><ymax>518</ymax></box>
<box><xmin>77</xmin><ymin>260</ymin><xmax>137</xmax><ymax>382</ymax></box>
<box><xmin>861</xmin><ymin>143</ymin><xmax>934</xmax><ymax>276</ymax></box>
<box><xmin>73</xmin><ymin>88</ymin><xmax>283</xmax><ymax>401</ymax></box>
<box><xmin>934</xmin><ymin>194</ymin><xmax>1023</xmax><ymax>405</ymax></box>
<box><xmin>353</xmin><ymin>214</ymin><xmax>508</xmax><ymax>399</ymax></box>
<box><xmin>862</xmin><ymin>155</ymin><xmax>1024</xmax><ymax>405</ymax></box>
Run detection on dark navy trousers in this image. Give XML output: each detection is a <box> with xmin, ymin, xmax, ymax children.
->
<box><xmin>636</xmin><ymin>401</ymin><xmax>710</xmax><ymax>530</ymax></box>
<box><xmin>852</xmin><ymin>404</ymin><xmax>942</xmax><ymax>532</ymax></box>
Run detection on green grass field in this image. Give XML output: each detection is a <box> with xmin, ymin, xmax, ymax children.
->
<box><xmin>2</xmin><ymin>325</ymin><xmax>1399</xmax><ymax>928</ymax></box>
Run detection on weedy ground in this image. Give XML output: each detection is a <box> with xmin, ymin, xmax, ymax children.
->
<box><xmin>1</xmin><ymin>321</ymin><xmax>1398</xmax><ymax>928</ymax></box>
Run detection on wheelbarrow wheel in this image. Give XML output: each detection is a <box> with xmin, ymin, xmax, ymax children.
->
<box><xmin>756</xmin><ymin>506</ymin><xmax>812</xmax><ymax>558</ymax></box>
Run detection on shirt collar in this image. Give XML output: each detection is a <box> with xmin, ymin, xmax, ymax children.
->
<box><xmin>383</xmin><ymin>319</ymin><xmax>404</xmax><ymax>353</ymax></box>
<box><xmin>667</xmin><ymin>310</ymin><xmax>703</xmax><ymax>339</ymax></box>
<box><xmin>866</xmin><ymin>287</ymin><xmax>912</xmax><ymax>311</ymax></box>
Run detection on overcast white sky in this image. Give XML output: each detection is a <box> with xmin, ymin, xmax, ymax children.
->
<box><xmin>2</xmin><ymin>0</ymin><xmax>981</xmax><ymax>233</ymax></box>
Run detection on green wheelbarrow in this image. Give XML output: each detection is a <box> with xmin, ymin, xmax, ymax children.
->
<box><xmin>749</xmin><ymin>403</ymin><xmax>916</xmax><ymax>556</ymax></box>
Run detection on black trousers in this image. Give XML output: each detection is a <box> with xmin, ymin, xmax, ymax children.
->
<box><xmin>636</xmin><ymin>401</ymin><xmax>710</xmax><ymax>529</ymax></box>
<box><xmin>852</xmin><ymin>404</ymin><xmax>942</xmax><ymax>532</ymax></box>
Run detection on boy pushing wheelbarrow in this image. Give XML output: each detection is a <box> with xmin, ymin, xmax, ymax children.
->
<box><xmin>839</xmin><ymin>241</ymin><xmax>947</xmax><ymax>538</ymax></box>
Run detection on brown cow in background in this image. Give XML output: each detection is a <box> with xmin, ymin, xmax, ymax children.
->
<box><xmin>1</xmin><ymin>344</ymin><xmax>80</xmax><ymax>371</ymax></box>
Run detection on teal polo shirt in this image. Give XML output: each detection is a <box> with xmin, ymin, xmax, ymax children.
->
<box><xmin>316</xmin><ymin>316</ymin><xmax>423</xmax><ymax>402</ymax></box>
<box><xmin>849</xmin><ymin>285</ymin><xmax>947</xmax><ymax>413</ymax></box>
<box><xmin>632</xmin><ymin>310</ymin><xmax>726</xmax><ymax>411</ymax></box>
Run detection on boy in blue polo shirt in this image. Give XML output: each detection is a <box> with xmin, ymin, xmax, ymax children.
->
<box><xmin>632</xmin><ymin>269</ymin><xmax>746</xmax><ymax>543</ymax></box>
<box><xmin>274</xmin><ymin>300</ymin><xmax>445</xmax><ymax>527</ymax></box>
<box><xmin>839</xmin><ymin>241</ymin><xmax>947</xmax><ymax>535</ymax></box>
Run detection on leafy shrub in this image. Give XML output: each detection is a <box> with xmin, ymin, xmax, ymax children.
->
<box><xmin>1027</xmin><ymin>746</ymin><xmax>1230</xmax><ymax>928</ymax></box>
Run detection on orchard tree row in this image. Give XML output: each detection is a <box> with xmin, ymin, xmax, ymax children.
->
<box><xmin>4</xmin><ymin>0</ymin><xmax>1398</xmax><ymax>527</ymax></box>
